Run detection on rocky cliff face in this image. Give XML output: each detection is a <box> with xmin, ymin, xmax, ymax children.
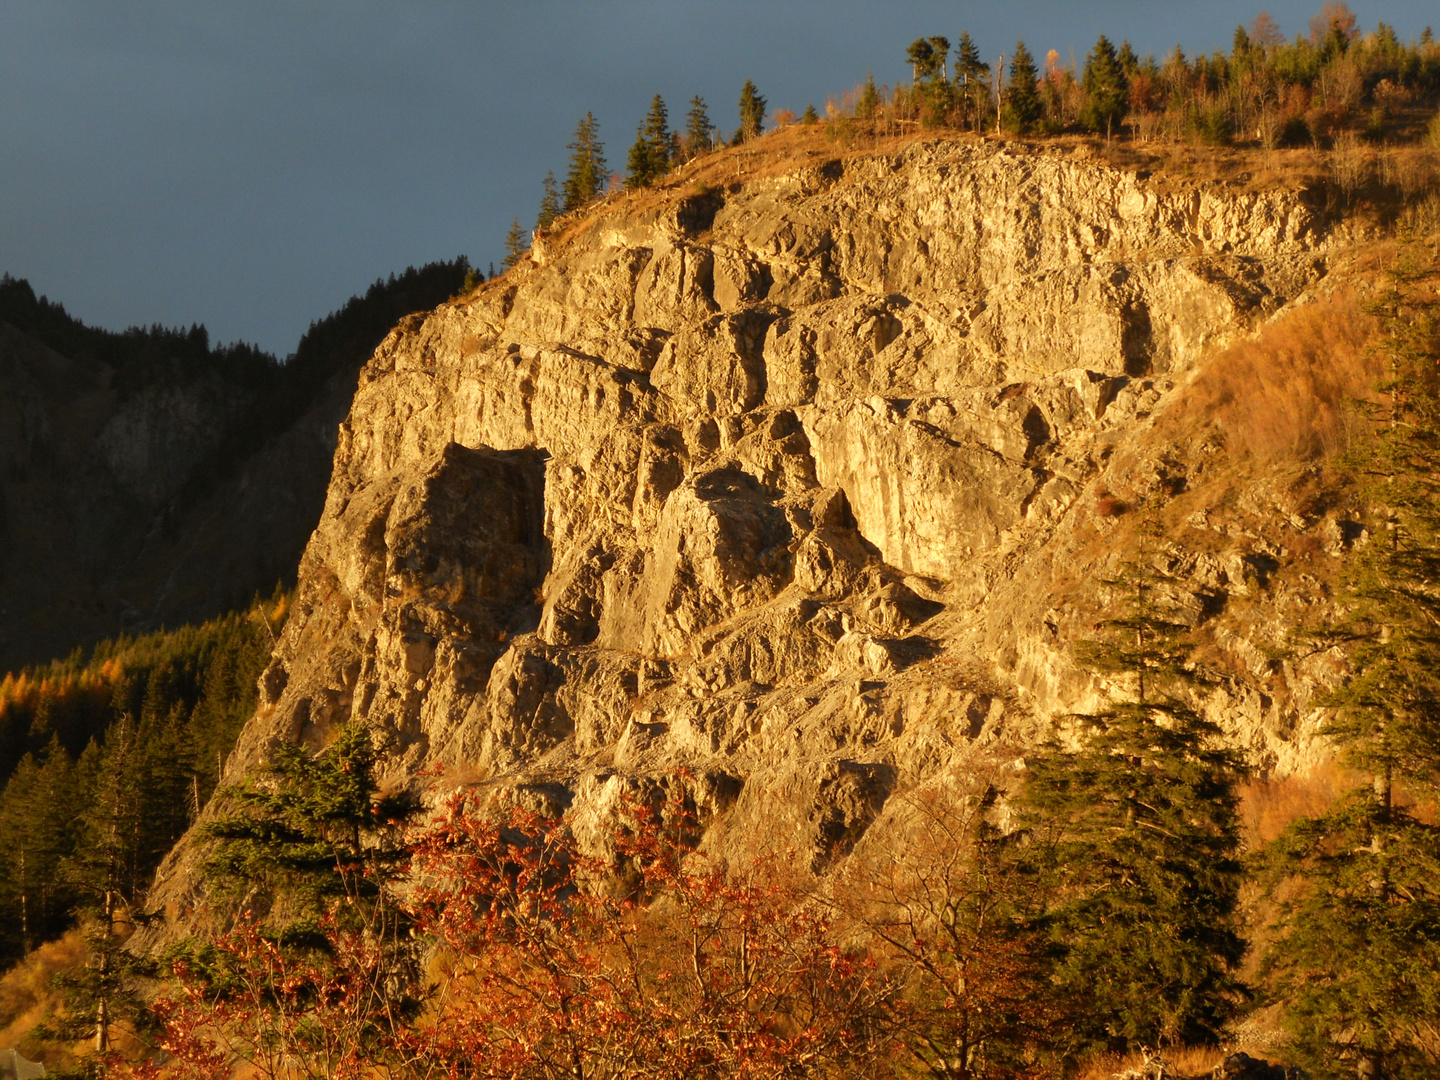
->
<box><xmin>154</xmin><ymin>137</ymin><xmax>1364</xmax><ymax>911</ymax></box>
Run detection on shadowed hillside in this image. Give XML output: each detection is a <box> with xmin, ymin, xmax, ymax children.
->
<box><xmin>0</xmin><ymin>260</ymin><xmax>468</xmax><ymax>673</ymax></box>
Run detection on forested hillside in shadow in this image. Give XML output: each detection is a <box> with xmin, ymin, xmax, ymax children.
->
<box><xmin>0</xmin><ymin>258</ymin><xmax>469</xmax><ymax>672</ymax></box>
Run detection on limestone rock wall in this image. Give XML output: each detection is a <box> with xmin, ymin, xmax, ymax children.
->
<box><xmin>152</xmin><ymin>139</ymin><xmax>1350</xmax><ymax>912</ymax></box>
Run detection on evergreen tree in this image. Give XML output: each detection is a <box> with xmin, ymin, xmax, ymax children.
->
<box><xmin>800</xmin><ymin>103</ymin><xmax>819</xmax><ymax>125</ymax></box>
<box><xmin>501</xmin><ymin>218</ymin><xmax>528</xmax><ymax>271</ymax></box>
<box><xmin>1015</xmin><ymin>524</ymin><xmax>1247</xmax><ymax>1056</ymax></box>
<box><xmin>1117</xmin><ymin>39</ymin><xmax>1140</xmax><ymax>78</ymax></box>
<box><xmin>1081</xmin><ymin>34</ymin><xmax>1128</xmax><ymax>139</ymax></box>
<box><xmin>626</xmin><ymin>123</ymin><xmax>653</xmax><ymax>190</ymax></box>
<box><xmin>45</xmin><ymin>718</ymin><xmax>157</xmax><ymax>1055</ymax></box>
<box><xmin>928</xmin><ymin>35</ymin><xmax>951</xmax><ymax>81</ymax></box>
<box><xmin>905</xmin><ymin>36</ymin><xmax>952</xmax><ymax>126</ymax></box>
<box><xmin>642</xmin><ymin>93</ymin><xmax>673</xmax><ymax>171</ymax></box>
<box><xmin>202</xmin><ymin>722</ymin><xmax>418</xmax><ymax>934</ymax></box>
<box><xmin>1261</xmin><ymin>256</ymin><xmax>1440</xmax><ymax>1079</ymax></box>
<box><xmin>626</xmin><ymin>94</ymin><xmax>673</xmax><ymax>190</ymax></box>
<box><xmin>1003</xmin><ymin>41</ymin><xmax>1043</xmax><ymax>134</ymax></box>
<box><xmin>906</xmin><ymin>38</ymin><xmax>938</xmax><ymax>83</ymax></box>
<box><xmin>535</xmin><ymin>170</ymin><xmax>561</xmax><ymax>231</ymax></box>
<box><xmin>562</xmin><ymin>112</ymin><xmax>607</xmax><ymax>212</ymax></box>
<box><xmin>0</xmin><ymin>739</ymin><xmax>79</xmax><ymax>959</ymax></box>
<box><xmin>737</xmin><ymin>79</ymin><xmax>766</xmax><ymax>142</ymax></box>
<box><xmin>854</xmin><ymin>73</ymin><xmax>881</xmax><ymax>122</ymax></box>
<box><xmin>1231</xmin><ymin>24</ymin><xmax>1253</xmax><ymax>64</ymax></box>
<box><xmin>684</xmin><ymin>94</ymin><xmax>714</xmax><ymax>158</ymax></box>
<box><xmin>186</xmin><ymin>723</ymin><xmax>424</xmax><ymax>1069</ymax></box>
<box><xmin>955</xmin><ymin>32</ymin><xmax>991</xmax><ymax>130</ymax></box>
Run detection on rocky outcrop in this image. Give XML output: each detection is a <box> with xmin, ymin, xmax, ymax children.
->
<box><xmin>153</xmin><ymin>137</ymin><xmax>1358</xmax><ymax>915</ymax></box>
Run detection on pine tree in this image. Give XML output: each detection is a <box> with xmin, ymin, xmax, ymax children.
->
<box><xmin>737</xmin><ymin>80</ymin><xmax>766</xmax><ymax>142</ymax></box>
<box><xmin>1015</xmin><ymin>522</ymin><xmax>1247</xmax><ymax>1055</ymax></box>
<box><xmin>683</xmin><ymin>94</ymin><xmax>714</xmax><ymax>158</ymax></box>
<box><xmin>904</xmin><ymin>36</ymin><xmax>952</xmax><ymax>126</ymax></box>
<box><xmin>906</xmin><ymin>38</ymin><xmax>938</xmax><ymax>84</ymax></box>
<box><xmin>501</xmin><ymin>218</ymin><xmax>528</xmax><ymax>271</ymax></box>
<box><xmin>1261</xmin><ymin>255</ymin><xmax>1440</xmax><ymax>1079</ymax></box>
<box><xmin>1004</xmin><ymin>41</ymin><xmax>1043</xmax><ymax>134</ymax></box>
<box><xmin>800</xmin><ymin>103</ymin><xmax>819</xmax><ymax>125</ymax></box>
<box><xmin>928</xmin><ymin>35</ymin><xmax>951</xmax><ymax>81</ymax></box>
<box><xmin>535</xmin><ymin>170</ymin><xmax>560</xmax><ymax>231</ymax></box>
<box><xmin>1081</xmin><ymin>34</ymin><xmax>1128</xmax><ymax>139</ymax></box>
<box><xmin>562</xmin><ymin>112</ymin><xmax>607</xmax><ymax>212</ymax></box>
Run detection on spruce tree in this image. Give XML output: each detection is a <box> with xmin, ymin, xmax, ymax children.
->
<box><xmin>1004</xmin><ymin>41</ymin><xmax>1043</xmax><ymax>134</ymax></box>
<box><xmin>0</xmin><ymin>739</ymin><xmax>79</xmax><ymax>959</ymax></box>
<box><xmin>1015</xmin><ymin>522</ymin><xmax>1247</xmax><ymax>1055</ymax></box>
<box><xmin>202</xmin><ymin>722</ymin><xmax>418</xmax><ymax>933</ymax></box>
<box><xmin>642</xmin><ymin>94</ymin><xmax>672</xmax><ymax>171</ymax></box>
<box><xmin>955</xmin><ymin>32</ymin><xmax>991</xmax><ymax>130</ymax></box>
<box><xmin>562</xmin><ymin>112</ymin><xmax>607</xmax><ymax>212</ymax></box>
<box><xmin>1081</xmin><ymin>34</ymin><xmax>1128</xmax><ymax>139</ymax></box>
<box><xmin>501</xmin><ymin>218</ymin><xmax>528</xmax><ymax>271</ymax></box>
<box><xmin>684</xmin><ymin>94</ymin><xmax>714</xmax><ymax>158</ymax></box>
<box><xmin>190</xmin><ymin>723</ymin><xmax>424</xmax><ymax>1068</ymax></box>
<box><xmin>855</xmin><ymin>73</ymin><xmax>881</xmax><ymax>122</ymax></box>
<box><xmin>626</xmin><ymin>123</ymin><xmax>653</xmax><ymax>190</ymax></box>
<box><xmin>626</xmin><ymin>94</ymin><xmax>673</xmax><ymax>190</ymax></box>
<box><xmin>1117</xmin><ymin>39</ymin><xmax>1140</xmax><ymax>79</ymax></box>
<box><xmin>1231</xmin><ymin>24</ymin><xmax>1253</xmax><ymax>63</ymax></box>
<box><xmin>1261</xmin><ymin>256</ymin><xmax>1440</xmax><ymax>1079</ymax></box>
<box><xmin>47</xmin><ymin>719</ymin><xmax>156</xmax><ymax>1054</ymax></box>
<box><xmin>536</xmin><ymin>170</ymin><xmax>561</xmax><ymax>231</ymax></box>
<box><xmin>737</xmin><ymin>80</ymin><xmax>766</xmax><ymax>142</ymax></box>
<box><xmin>800</xmin><ymin>103</ymin><xmax>819</xmax><ymax>125</ymax></box>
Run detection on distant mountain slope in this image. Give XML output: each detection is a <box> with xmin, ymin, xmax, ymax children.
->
<box><xmin>0</xmin><ymin>260</ymin><xmax>468</xmax><ymax>672</ymax></box>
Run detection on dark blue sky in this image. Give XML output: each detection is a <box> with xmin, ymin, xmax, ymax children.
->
<box><xmin>2</xmin><ymin>2</ymin><xmax>1435</xmax><ymax>356</ymax></box>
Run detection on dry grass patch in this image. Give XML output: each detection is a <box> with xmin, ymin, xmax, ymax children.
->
<box><xmin>0</xmin><ymin>929</ymin><xmax>85</xmax><ymax>1059</ymax></box>
<box><xmin>1161</xmin><ymin>294</ymin><xmax>1381</xmax><ymax>466</ymax></box>
<box><xmin>1074</xmin><ymin>1043</ymin><xmax>1226</xmax><ymax>1080</ymax></box>
<box><xmin>1240</xmin><ymin>762</ymin><xmax>1352</xmax><ymax>848</ymax></box>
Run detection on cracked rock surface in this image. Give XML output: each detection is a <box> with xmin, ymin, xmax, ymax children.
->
<box><xmin>150</xmin><ymin>138</ymin><xmax>1360</xmax><ymax>919</ymax></box>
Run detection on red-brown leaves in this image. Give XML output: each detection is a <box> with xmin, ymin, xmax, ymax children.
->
<box><xmin>403</xmin><ymin>794</ymin><xmax>892</xmax><ymax>1080</ymax></box>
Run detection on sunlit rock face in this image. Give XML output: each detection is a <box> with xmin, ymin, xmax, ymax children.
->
<box><xmin>152</xmin><ymin>138</ymin><xmax>1353</xmax><ymax>919</ymax></box>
